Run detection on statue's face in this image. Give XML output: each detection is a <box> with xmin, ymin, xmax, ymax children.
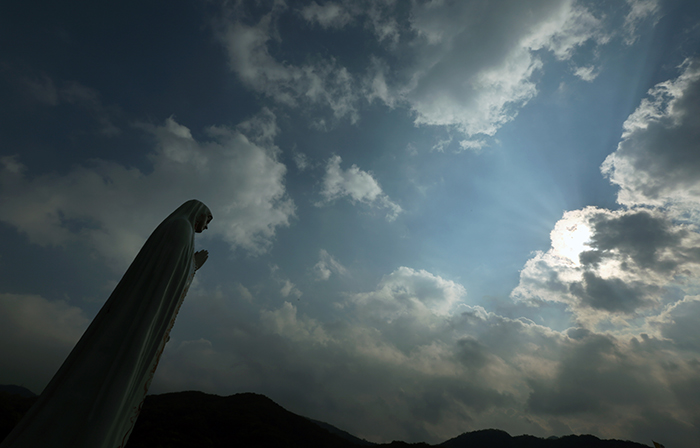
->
<box><xmin>195</xmin><ymin>213</ymin><xmax>213</xmax><ymax>233</ymax></box>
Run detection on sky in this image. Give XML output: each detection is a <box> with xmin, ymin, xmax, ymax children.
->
<box><xmin>1</xmin><ymin>0</ymin><xmax>699</xmax><ymax>446</ymax></box>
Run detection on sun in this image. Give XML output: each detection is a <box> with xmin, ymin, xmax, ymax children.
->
<box><xmin>550</xmin><ymin>217</ymin><xmax>593</xmax><ymax>265</ymax></box>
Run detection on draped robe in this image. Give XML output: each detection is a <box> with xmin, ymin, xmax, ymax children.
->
<box><xmin>1</xmin><ymin>200</ymin><xmax>211</xmax><ymax>448</ymax></box>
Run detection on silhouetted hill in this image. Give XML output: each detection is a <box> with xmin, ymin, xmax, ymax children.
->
<box><xmin>0</xmin><ymin>388</ymin><xmax>653</xmax><ymax>448</ymax></box>
<box><xmin>309</xmin><ymin>417</ymin><xmax>376</xmax><ymax>445</ymax></box>
<box><xmin>439</xmin><ymin>428</ymin><xmax>651</xmax><ymax>448</ymax></box>
<box><xmin>125</xmin><ymin>391</ymin><xmax>360</xmax><ymax>448</ymax></box>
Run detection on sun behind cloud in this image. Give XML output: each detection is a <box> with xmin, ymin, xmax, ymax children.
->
<box><xmin>550</xmin><ymin>212</ymin><xmax>593</xmax><ymax>265</ymax></box>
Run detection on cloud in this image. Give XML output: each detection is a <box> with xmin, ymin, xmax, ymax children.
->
<box><xmin>572</xmin><ymin>65</ymin><xmax>599</xmax><ymax>82</ymax></box>
<box><xmin>300</xmin><ymin>1</ymin><xmax>354</xmax><ymax>29</ymax></box>
<box><xmin>299</xmin><ymin>0</ymin><xmax>398</xmax><ymax>44</ymax></box>
<box><xmin>152</xmin><ymin>270</ymin><xmax>526</xmax><ymax>443</ymax></box>
<box><xmin>280</xmin><ymin>279</ymin><xmax>303</xmax><ymax>298</ymax></box>
<box><xmin>270</xmin><ymin>263</ymin><xmax>303</xmax><ymax>298</ymax></box>
<box><xmin>144</xmin><ymin>264</ymin><xmax>700</xmax><ymax>446</ymax></box>
<box><xmin>623</xmin><ymin>0</ymin><xmax>661</xmax><ymax>44</ymax></box>
<box><xmin>215</xmin><ymin>3</ymin><xmax>359</xmax><ymax>122</ymax></box>
<box><xmin>0</xmin><ymin>293</ymin><xmax>89</xmax><ymax>393</ymax></box>
<box><xmin>293</xmin><ymin>152</ymin><xmax>310</xmax><ymax>171</ymax></box>
<box><xmin>652</xmin><ymin>295</ymin><xmax>700</xmax><ymax>353</ymax></box>
<box><xmin>0</xmin><ymin>109</ymin><xmax>294</xmax><ymax>268</ymax></box>
<box><xmin>602</xmin><ymin>58</ymin><xmax>700</xmax><ymax>212</ymax></box>
<box><xmin>511</xmin><ymin>58</ymin><xmax>700</xmax><ymax>339</ymax></box>
<box><xmin>212</xmin><ymin>1</ymin><xmax>618</xmax><ymax>140</ymax></box>
<box><xmin>363</xmin><ymin>56</ymin><xmax>396</xmax><ymax>106</ymax></box>
<box><xmin>313</xmin><ymin>249</ymin><xmax>347</xmax><ymax>281</ymax></box>
<box><xmin>512</xmin><ymin>206</ymin><xmax>700</xmax><ymax>328</ymax></box>
<box><xmin>318</xmin><ymin>155</ymin><xmax>402</xmax><ymax>221</ymax></box>
<box><xmin>400</xmin><ymin>0</ymin><xmax>608</xmax><ymax>139</ymax></box>
<box><xmin>261</xmin><ymin>301</ymin><xmax>328</xmax><ymax>343</ymax></box>
<box><xmin>351</xmin><ymin>267</ymin><xmax>465</xmax><ymax>321</ymax></box>
<box><xmin>0</xmin><ymin>258</ymin><xmax>671</xmax><ymax>445</ymax></box>
<box><xmin>508</xmin><ymin>60</ymin><xmax>700</xmax><ymax>445</ymax></box>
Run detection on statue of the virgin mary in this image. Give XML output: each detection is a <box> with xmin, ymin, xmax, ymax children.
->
<box><xmin>1</xmin><ymin>199</ymin><xmax>213</xmax><ymax>448</ymax></box>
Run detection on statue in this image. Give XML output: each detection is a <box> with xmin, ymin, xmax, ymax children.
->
<box><xmin>1</xmin><ymin>200</ymin><xmax>213</xmax><ymax>448</ymax></box>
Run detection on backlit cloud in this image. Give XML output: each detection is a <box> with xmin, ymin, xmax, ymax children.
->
<box><xmin>602</xmin><ymin>58</ymin><xmax>700</xmax><ymax>213</ymax></box>
<box><xmin>514</xmin><ymin>60</ymin><xmax>700</xmax><ymax>334</ymax></box>
<box><xmin>512</xmin><ymin>206</ymin><xmax>700</xmax><ymax>329</ymax></box>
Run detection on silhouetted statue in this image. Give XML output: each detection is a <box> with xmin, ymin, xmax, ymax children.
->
<box><xmin>1</xmin><ymin>200</ymin><xmax>213</xmax><ymax>448</ymax></box>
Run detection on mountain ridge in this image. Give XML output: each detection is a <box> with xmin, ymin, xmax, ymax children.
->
<box><xmin>0</xmin><ymin>387</ymin><xmax>652</xmax><ymax>448</ymax></box>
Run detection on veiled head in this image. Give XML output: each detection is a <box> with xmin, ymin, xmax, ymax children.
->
<box><xmin>194</xmin><ymin>209</ymin><xmax>213</xmax><ymax>233</ymax></box>
<box><xmin>168</xmin><ymin>200</ymin><xmax>212</xmax><ymax>233</ymax></box>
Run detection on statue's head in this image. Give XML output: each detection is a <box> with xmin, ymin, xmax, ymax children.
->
<box><xmin>194</xmin><ymin>210</ymin><xmax>213</xmax><ymax>233</ymax></box>
<box><xmin>169</xmin><ymin>200</ymin><xmax>212</xmax><ymax>233</ymax></box>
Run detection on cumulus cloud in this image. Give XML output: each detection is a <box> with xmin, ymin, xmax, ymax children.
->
<box><xmin>602</xmin><ymin>58</ymin><xmax>700</xmax><ymax>213</ymax></box>
<box><xmin>512</xmin><ymin>206</ymin><xmax>700</xmax><ymax>328</ymax></box>
<box><xmin>261</xmin><ymin>301</ymin><xmax>328</xmax><ymax>343</ymax></box>
<box><xmin>146</xmin><ymin>264</ymin><xmax>700</xmax><ymax>446</ymax></box>
<box><xmin>505</xmin><ymin>60</ymin><xmax>700</xmax><ymax>445</ymax></box>
<box><xmin>318</xmin><ymin>155</ymin><xmax>402</xmax><ymax>221</ymax></box>
<box><xmin>313</xmin><ymin>249</ymin><xmax>347</xmax><ymax>281</ymax></box>
<box><xmin>16</xmin><ymin>257</ymin><xmax>684</xmax><ymax>447</ymax></box>
<box><xmin>511</xmin><ymin>58</ymin><xmax>700</xmax><ymax>343</ymax></box>
<box><xmin>0</xmin><ymin>109</ymin><xmax>294</xmax><ymax>268</ymax></box>
<box><xmin>351</xmin><ymin>267</ymin><xmax>465</xmax><ymax>321</ymax></box>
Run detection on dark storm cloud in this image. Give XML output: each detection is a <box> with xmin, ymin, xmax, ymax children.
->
<box><xmin>527</xmin><ymin>331</ymin><xmax>655</xmax><ymax>415</ymax></box>
<box><xmin>149</xmin><ymin>272</ymin><xmax>539</xmax><ymax>443</ymax></box>
<box><xmin>569</xmin><ymin>271</ymin><xmax>653</xmax><ymax>313</ymax></box>
<box><xmin>454</xmin><ymin>337</ymin><xmax>490</xmax><ymax>370</ymax></box>
<box><xmin>150</xmin><ymin>269</ymin><xmax>700</xmax><ymax>445</ymax></box>
<box><xmin>656</xmin><ymin>296</ymin><xmax>700</xmax><ymax>352</ymax></box>
<box><xmin>584</xmin><ymin>209</ymin><xmax>694</xmax><ymax>273</ymax></box>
